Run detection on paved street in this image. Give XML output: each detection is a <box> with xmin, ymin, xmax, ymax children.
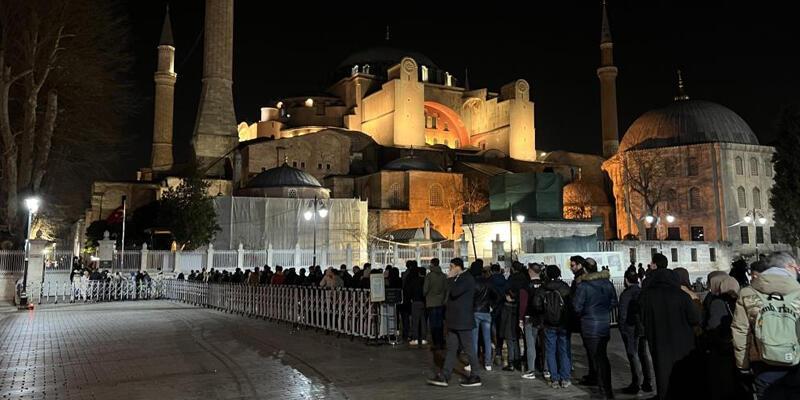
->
<box><xmin>0</xmin><ymin>301</ymin><xmax>650</xmax><ymax>399</ymax></box>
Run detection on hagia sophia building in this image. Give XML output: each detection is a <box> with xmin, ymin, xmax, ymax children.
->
<box><xmin>84</xmin><ymin>0</ymin><xmax>788</xmax><ymax>269</ymax></box>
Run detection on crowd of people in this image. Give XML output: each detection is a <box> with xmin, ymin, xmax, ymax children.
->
<box><xmin>419</xmin><ymin>253</ymin><xmax>800</xmax><ymax>400</ymax></box>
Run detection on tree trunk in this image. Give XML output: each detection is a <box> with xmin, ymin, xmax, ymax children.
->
<box><xmin>18</xmin><ymin>75</ymin><xmax>40</xmax><ymax>192</ymax></box>
<box><xmin>31</xmin><ymin>90</ymin><xmax>57</xmax><ymax>190</ymax></box>
<box><xmin>0</xmin><ymin>61</ymin><xmax>21</xmax><ymax>234</ymax></box>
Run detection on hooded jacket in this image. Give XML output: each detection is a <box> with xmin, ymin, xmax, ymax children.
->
<box><xmin>573</xmin><ymin>270</ymin><xmax>618</xmax><ymax>337</ymax></box>
<box><xmin>423</xmin><ymin>264</ymin><xmax>447</xmax><ymax>308</ymax></box>
<box><xmin>732</xmin><ymin>269</ymin><xmax>800</xmax><ymax>369</ymax></box>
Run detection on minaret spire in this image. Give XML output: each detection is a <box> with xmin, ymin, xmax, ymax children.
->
<box><xmin>598</xmin><ymin>0</ymin><xmax>619</xmax><ymax>158</ymax></box>
<box><xmin>674</xmin><ymin>69</ymin><xmax>690</xmax><ymax>101</ymax></box>
<box><xmin>150</xmin><ymin>4</ymin><xmax>177</xmax><ymax>172</ymax></box>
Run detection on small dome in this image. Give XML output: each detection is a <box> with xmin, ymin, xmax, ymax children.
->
<box><xmin>383</xmin><ymin>156</ymin><xmax>444</xmax><ymax>172</ymax></box>
<box><xmin>338</xmin><ymin>46</ymin><xmax>438</xmax><ymax>69</ymax></box>
<box><xmin>247</xmin><ymin>163</ymin><xmax>322</xmax><ymax>188</ymax></box>
<box><xmin>619</xmin><ymin>99</ymin><xmax>758</xmax><ymax>152</ymax></box>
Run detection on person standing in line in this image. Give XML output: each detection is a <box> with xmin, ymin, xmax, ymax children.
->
<box><xmin>407</xmin><ymin>263</ymin><xmax>428</xmax><ymax>346</ymax></box>
<box><xmin>617</xmin><ymin>270</ymin><xmax>653</xmax><ymax>395</ymax></box>
<box><xmin>427</xmin><ymin>258</ymin><xmax>482</xmax><ymax>388</ymax></box>
<box><xmin>534</xmin><ymin>265</ymin><xmax>572</xmax><ymax>389</ymax></box>
<box><xmin>424</xmin><ymin>258</ymin><xmax>447</xmax><ymax>350</ymax></box>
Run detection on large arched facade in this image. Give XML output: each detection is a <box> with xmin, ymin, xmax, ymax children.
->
<box><xmin>423</xmin><ymin>101</ymin><xmax>469</xmax><ymax>149</ymax></box>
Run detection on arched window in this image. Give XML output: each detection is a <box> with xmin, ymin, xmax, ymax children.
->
<box><xmin>429</xmin><ymin>184</ymin><xmax>443</xmax><ymax>207</ymax></box>
<box><xmin>735</xmin><ymin>156</ymin><xmax>744</xmax><ymax>175</ymax></box>
<box><xmin>389</xmin><ymin>183</ymin><xmax>402</xmax><ymax>208</ymax></box>
<box><xmin>753</xmin><ymin>187</ymin><xmax>762</xmax><ymax>209</ymax></box>
<box><xmin>750</xmin><ymin>158</ymin><xmax>759</xmax><ymax>176</ymax></box>
<box><xmin>737</xmin><ymin>186</ymin><xmax>747</xmax><ymax>208</ymax></box>
<box><xmin>687</xmin><ymin>157</ymin><xmax>699</xmax><ymax>176</ymax></box>
<box><xmin>666</xmin><ymin>189</ymin><xmax>679</xmax><ymax>212</ymax></box>
<box><xmin>689</xmin><ymin>187</ymin><xmax>702</xmax><ymax>210</ymax></box>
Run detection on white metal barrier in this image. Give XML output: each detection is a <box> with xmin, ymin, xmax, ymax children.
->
<box><xmin>30</xmin><ymin>279</ymin><xmax>162</xmax><ymax>304</ymax></box>
<box><xmin>161</xmin><ymin>280</ymin><xmax>380</xmax><ymax>339</ymax></box>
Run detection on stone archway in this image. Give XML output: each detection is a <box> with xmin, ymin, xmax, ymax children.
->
<box><xmin>423</xmin><ymin>101</ymin><xmax>469</xmax><ymax>149</ymax></box>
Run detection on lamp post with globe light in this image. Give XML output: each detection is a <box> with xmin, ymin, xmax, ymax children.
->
<box><xmin>508</xmin><ymin>206</ymin><xmax>525</xmax><ymax>261</ymax></box>
<box><xmin>20</xmin><ymin>197</ymin><xmax>41</xmax><ymax>307</ymax></box>
<box><xmin>303</xmin><ymin>197</ymin><xmax>328</xmax><ymax>267</ymax></box>
<box><xmin>743</xmin><ymin>209</ymin><xmax>767</xmax><ymax>258</ymax></box>
<box><xmin>644</xmin><ymin>210</ymin><xmax>676</xmax><ymax>251</ymax></box>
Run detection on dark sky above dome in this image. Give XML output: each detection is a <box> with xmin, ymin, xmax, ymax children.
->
<box><xmin>122</xmin><ymin>1</ymin><xmax>799</xmax><ymax>175</ymax></box>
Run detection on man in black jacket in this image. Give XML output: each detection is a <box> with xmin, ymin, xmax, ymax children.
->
<box><xmin>639</xmin><ymin>254</ymin><xmax>700</xmax><ymax>400</ymax></box>
<box><xmin>428</xmin><ymin>258</ymin><xmax>482</xmax><ymax>387</ymax></box>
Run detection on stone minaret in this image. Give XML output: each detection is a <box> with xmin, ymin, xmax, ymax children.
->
<box><xmin>151</xmin><ymin>6</ymin><xmax>176</xmax><ymax>171</ymax></box>
<box><xmin>598</xmin><ymin>1</ymin><xmax>620</xmax><ymax>158</ymax></box>
<box><xmin>192</xmin><ymin>0</ymin><xmax>238</xmax><ymax>177</ymax></box>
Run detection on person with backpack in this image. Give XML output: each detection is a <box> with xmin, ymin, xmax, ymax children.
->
<box><xmin>617</xmin><ymin>270</ymin><xmax>653</xmax><ymax>395</ymax></box>
<box><xmin>573</xmin><ymin>257</ymin><xmax>618</xmax><ymax>399</ymax></box>
<box><xmin>534</xmin><ymin>265</ymin><xmax>572</xmax><ymax>389</ymax></box>
<box><xmin>732</xmin><ymin>251</ymin><xmax>800</xmax><ymax>400</ymax></box>
<box><xmin>518</xmin><ymin>263</ymin><xmax>545</xmax><ymax>379</ymax></box>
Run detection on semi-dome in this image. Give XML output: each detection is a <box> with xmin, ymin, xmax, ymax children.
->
<box><xmin>383</xmin><ymin>156</ymin><xmax>444</xmax><ymax>172</ymax></box>
<box><xmin>619</xmin><ymin>99</ymin><xmax>758</xmax><ymax>152</ymax></box>
<box><xmin>338</xmin><ymin>46</ymin><xmax>438</xmax><ymax>69</ymax></box>
<box><xmin>247</xmin><ymin>163</ymin><xmax>322</xmax><ymax>188</ymax></box>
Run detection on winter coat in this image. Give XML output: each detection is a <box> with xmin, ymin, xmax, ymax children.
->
<box><xmin>518</xmin><ymin>278</ymin><xmax>543</xmax><ymax>326</ymax></box>
<box><xmin>445</xmin><ymin>271</ymin><xmax>476</xmax><ymax>330</ymax></box>
<box><xmin>473</xmin><ymin>275</ymin><xmax>499</xmax><ymax>313</ymax></box>
<box><xmin>732</xmin><ymin>271</ymin><xmax>800</xmax><ymax>369</ymax></box>
<box><xmin>405</xmin><ymin>270</ymin><xmax>425</xmax><ymax>302</ymax></box>
<box><xmin>499</xmin><ymin>299</ymin><xmax>519</xmax><ymax>340</ymax></box>
<box><xmin>534</xmin><ymin>279</ymin><xmax>572</xmax><ymax>329</ymax></box>
<box><xmin>573</xmin><ymin>270</ymin><xmax>618</xmax><ymax>338</ymax></box>
<box><xmin>423</xmin><ymin>265</ymin><xmax>447</xmax><ymax>308</ymax></box>
<box><xmin>639</xmin><ymin>268</ymin><xmax>701</xmax><ymax>398</ymax></box>
<box><xmin>618</xmin><ymin>283</ymin><xmax>643</xmax><ymax>337</ymax></box>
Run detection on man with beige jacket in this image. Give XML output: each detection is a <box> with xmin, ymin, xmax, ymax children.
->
<box><xmin>732</xmin><ymin>251</ymin><xmax>800</xmax><ymax>399</ymax></box>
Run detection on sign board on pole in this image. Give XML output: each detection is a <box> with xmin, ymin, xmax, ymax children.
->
<box><xmin>369</xmin><ymin>273</ymin><xmax>385</xmax><ymax>302</ymax></box>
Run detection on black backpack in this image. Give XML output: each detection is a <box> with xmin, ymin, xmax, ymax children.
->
<box><xmin>542</xmin><ymin>288</ymin><xmax>565</xmax><ymax>326</ymax></box>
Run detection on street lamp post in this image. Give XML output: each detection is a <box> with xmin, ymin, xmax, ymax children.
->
<box><xmin>508</xmin><ymin>205</ymin><xmax>525</xmax><ymax>261</ymax></box>
<box><xmin>303</xmin><ymin>197</ymin><xmax>328</xmax><ymax>267</ymax></box>
<box><xmin>644</xmin><ymin>209</ymin><xmax>676</xmax><ymax>252</ymax></box>
<box><xmin>21</xmin><ymin>197</ymin><xmax>41</xmax><ymax>307</ymax></box>
<box><xmin>743</xmin><ymin>208</ymin><xmax>767</xmax><ymax>258</ymax></box>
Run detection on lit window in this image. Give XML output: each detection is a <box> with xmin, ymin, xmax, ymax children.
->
<box><xmin>421</xmin><ymin>65</ymin><xmax>429</xmax><ymax>82</ymax></box>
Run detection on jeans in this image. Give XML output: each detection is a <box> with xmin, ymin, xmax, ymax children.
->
<box><xmin>583</xmin><ymin>335</ymin><xmax>612</xmax><ymax>395</ymax></box>
<box><xmin>752</xmin><ymin>362</ymin><xmax>792</xmax><ymax>400</ymax></box>
<box><xmin>442</xmin><ymin>329</ymin><xmax>479</xmax><ymax>381</ymax></box>
<box><xmin>523</xmin><ymin>321</ymin><xmax>539</xmax><ymax>372</ymax></box>
<box><xmin>428</xmin><ymin>306</ymin><xmax>445</xmax><ymax>348</ymax></box>
<box><xmin>545</xmin><ymin>327</ymin><xmax>572</xmax><ymax>382</ymax></box>
<box><xmin>620</xmin><ymin>329</ymin><xmax>652</xmax><ymax>387</ymax></box>
<box><xmin>472</xmin><ymin>312</ymin><xmax>493</xmax><ymax>366</ymax></box>
<box><xmin>410</xmin><ymin>301</ymin><xmax>428</xmax><ymax>341</ymax></box>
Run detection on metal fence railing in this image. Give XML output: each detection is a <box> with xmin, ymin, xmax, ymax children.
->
<box><xmin>161</xmin><ymin>280</ymin><xmax>380</xmax><ymax>339</ymax></box>
<box><xmin>28</xmin><ymin>279</ymin><xmax>162</xmax><ymax>304</ymax></box>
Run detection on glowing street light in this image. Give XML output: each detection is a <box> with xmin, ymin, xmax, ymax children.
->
<box><xmin>515</xmin><ymin>214</ymin><xmax>526</xmax><ymax>223</ymax></box>
<box><xmin>665</xmin><ymin>214</ymin><xmax>676</xmax><ymax>224</ymax></box>
<box><xmin>20</xmin><ymin>197</ymin><xmax>42</xmax><ymax>307</ymax></box>
<box><xmin>305</xmin><ymin>197</ymin><xmax>327</xmax><ymax>267</ymax></box>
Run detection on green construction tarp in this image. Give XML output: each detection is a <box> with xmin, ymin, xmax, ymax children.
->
<box><xmin>489</xmin><ymin>172</ymin><xmax>563</xmax><ymax>219</ymax></box>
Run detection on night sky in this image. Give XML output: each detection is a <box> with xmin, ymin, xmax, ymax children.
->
<box><xmin>121</xmin><ymin>1</ymin><xmax>800</xmax><ymax>175</ymax></box>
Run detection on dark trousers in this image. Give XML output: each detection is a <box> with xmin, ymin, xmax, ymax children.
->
<box><xmin>620</xmin><ymin>329</ymin><xmax>652</xmax><ymax>387</ymax></box>
<box><xmin>583</xmin><ymin>335</ymin><xmax>612</xmax><ymax>395</ymax></box>
<box><xmin>410</xmin><ymin>301</ymin><xmax>428</xmax><ymax>341</ymax></box>
<box><xmin>428</xmin><ymin>306</ymin><xmax>445</xmax><ymax>348</ymax></box>
<box><xmin>442</xmin><ymin>329</ymin><xmax>479</xmax><ymax>381</ymax></box>
<box><xmin>400</xmin><ymin>305</ymin><xmax>410</xmax><ymax>339</ymax></box>
<box><xmin>581</xmin><ymin>332</ymin><xmax>598</xmax><ymax>379</ymax></box>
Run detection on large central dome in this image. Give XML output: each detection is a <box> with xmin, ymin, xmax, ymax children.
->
<box><xmin>619</xmin><ymin>99</ymin><xmax>758</xmax><ymax>152</ymax></box>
